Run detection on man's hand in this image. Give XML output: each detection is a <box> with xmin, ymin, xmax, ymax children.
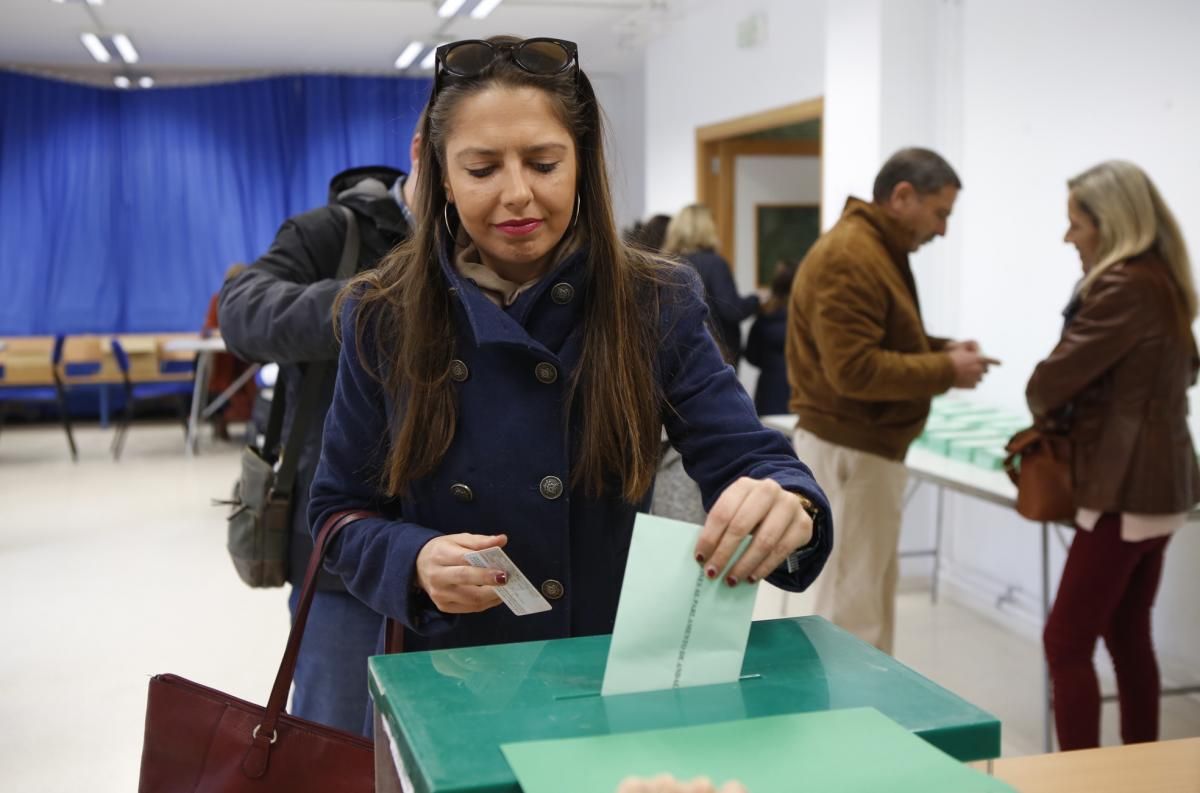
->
<box><xmin>947</xmin><ymin>343</ymin><xmax>1000</xmax><ymax>389</ymax></box>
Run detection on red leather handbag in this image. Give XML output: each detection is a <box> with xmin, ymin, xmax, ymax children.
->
<box><xmin>138</xmin><ymin>509</ymin><xmax>379</xmax><ymax>793</ymax></box>
<box><xmin>1004</xmin><ymin>427</ymin><xmax>1075</xmax><ymax>523</ymax></box>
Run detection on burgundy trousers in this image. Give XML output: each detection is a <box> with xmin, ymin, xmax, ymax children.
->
<box><xmin>1043</xmin><ymin>513</ymin><xmax>1171</xmax><ymax>750</ymax></box>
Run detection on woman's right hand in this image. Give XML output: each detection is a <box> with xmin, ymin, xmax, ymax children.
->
<box><xmin>414</xmin><ymin>533</ymin><xmax>509</xmax><ymax>614</ymax></box>
<box><xmin>617</xmin><ymin>776</ymin><xmax>747</xmax><ymax>793</ymax></box>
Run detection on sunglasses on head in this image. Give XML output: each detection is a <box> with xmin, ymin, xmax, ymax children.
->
<box><xmin>432</xmin><ymin>38</ymin><xmax>579</xmax><ymax>98</ymax></box>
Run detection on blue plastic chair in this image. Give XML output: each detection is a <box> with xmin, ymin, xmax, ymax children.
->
<box><xmin>110</xmin><ymin>339</ymin><xmax>196</xmax><ymax>460</ymax></box>
<box><xmin>0</xmin><ymin>334</ymin><xmax>78</xmax><ymax>461</ymax></box>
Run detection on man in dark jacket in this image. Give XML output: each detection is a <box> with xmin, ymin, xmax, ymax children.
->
<box><xmin>218</xmin><ymin>146</ymin><xmax>418</xmax><ymax>734</ymax></box>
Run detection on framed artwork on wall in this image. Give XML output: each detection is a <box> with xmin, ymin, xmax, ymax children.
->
<box><xmin>755</xmin><ymin>204</ymin><xmax>820</xmax><ymax>287</ymax></box>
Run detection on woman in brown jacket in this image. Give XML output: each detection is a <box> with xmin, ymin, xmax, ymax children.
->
<box><xmin>1027</xmin><ymin>160</ymin><xmax>1199</xmax><ymax>750</ymax></box>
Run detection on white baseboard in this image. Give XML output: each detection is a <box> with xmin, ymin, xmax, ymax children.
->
<box><xmin>929</xmin><ymin>558</ymin><xmax>1200</xmax><ymax>695</ymax></box>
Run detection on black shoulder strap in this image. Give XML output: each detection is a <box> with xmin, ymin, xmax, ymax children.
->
<box><xmin>272</xmin><ymin>206</ymin><xmax>361</xmax><ymax>497</ymax></box>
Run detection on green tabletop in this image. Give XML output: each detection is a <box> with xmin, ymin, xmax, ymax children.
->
<box><xmin>369</xmin><ymin>616</ymin><xmax>1001</xmax><ymax>793</ymax></box>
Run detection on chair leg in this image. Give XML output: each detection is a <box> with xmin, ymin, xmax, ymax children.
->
<box><xmin>53</xmin><ymin>386</ymin><xmax>78</xmax><ymax>463</ymax></box>
<box><xmin>177</xmin><ymin>395</ymin><xmax>190</xmax><ymax>438</ymax></box>
<box><xmin>112</xmin><ymin>398</ymin><xmax>134</xmax><ymax>461</ymax></box>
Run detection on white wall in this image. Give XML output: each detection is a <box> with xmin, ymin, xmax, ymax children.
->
<box><xmin>591</xmin><ymin>59</ymin><xmax>647</xmax><ymax>233</ymax></box>
<box><xmin>643</xmin><ymin>0</ymin><xmax>827</xmax><ymax>217</ymax></box>
<box><xmin>733</xmin><ymin>156</ymin><xmax>822</xmax><ymax>293</ymax></box>
<box><xmin>821</xmin><ymin>0</ymin><xmax>882</xmax><ymax>227</ymax></box>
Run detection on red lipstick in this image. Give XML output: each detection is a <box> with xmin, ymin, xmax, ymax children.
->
<box><xmin>495</xmin><ymin>218</ymin><xmax>543</xmax><ymax>236</ymax></box>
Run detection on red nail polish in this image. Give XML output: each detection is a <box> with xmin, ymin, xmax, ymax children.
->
<box><xmin>494</xmin><ymin>572</ymin><xmax>508</xmax><ymax>585</ymax></box>
<box><xmin>747</xmin><ymin>575</ymin><xmax>758</xmax><ymax>584</ymax></box>
<box><xmin>705</xmin><ymin>566</ymin><xmax>718</xmax><ymax>579</ymax></box>
<box><xmin>725</xmin><ymin>575</ymin><xmax>738</xmax><ymax>587</ymax></box>
<box><xmin>695</xmin><ymin>553</ymin><xmax>706</xmax><ymax>564</ymax></box>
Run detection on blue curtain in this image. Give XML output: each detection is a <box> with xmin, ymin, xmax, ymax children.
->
<box><xmin>0</xmin><ymin>71</ymin><xmax>431</xmax><ymax>335</ymax></box>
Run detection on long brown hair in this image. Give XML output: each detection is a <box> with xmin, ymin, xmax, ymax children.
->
<box><xmin>340</xmin><ymin>36</ymin><xmax>669</xmax><ymax>503</ymax></box>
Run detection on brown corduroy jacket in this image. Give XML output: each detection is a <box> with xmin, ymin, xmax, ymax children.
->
<box><xmin>786</xmin><ymin>198</ymin><xmax>956</xmax><ymax>461</ymax></box>
<box><xmin>1027</xmin><ymin>253</ymin><xmax>1200</xmax><ymax>514</ymax></box>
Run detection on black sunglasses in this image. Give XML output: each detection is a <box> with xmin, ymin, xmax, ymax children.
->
<box><xmin>433</xmin><ymin>38</ymin><xmax>579</xmax><ymax>97</ymax></box>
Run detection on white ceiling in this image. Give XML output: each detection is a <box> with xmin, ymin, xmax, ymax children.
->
<box><xmin>0</xmin><ymin>0</ymin><xmax>693</xmax><ymax>86</ymax></box>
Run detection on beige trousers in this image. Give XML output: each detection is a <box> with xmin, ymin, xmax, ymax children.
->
<box><xmin>794</xmin><ymin>429</ymin><xmax>908</xmax><ymax>654</ymax></box>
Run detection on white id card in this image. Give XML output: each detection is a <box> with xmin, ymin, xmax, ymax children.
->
<box><xmin>463</xmin><ymin>546</ymin><xmax>553</xmax><ymax>616</ymax></box>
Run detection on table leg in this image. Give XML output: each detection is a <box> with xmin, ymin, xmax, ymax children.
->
<box><xmin>185</xmin><ymin>351</ymin><xmax>213</xmax><ymax>456</ymax></box>
<box><xmin>1042</xmin><ymin>520</ymin><xmax>1053</xmax><ymax>753</ymax></box>
<box><xmin>931</xmin><ymin>485</ymin><xmax>945</xmax><ymax>605</ymax></box>
<box><xmin>200</xmin><ymin>362</ymin><xmax>260</xmax><ymax>420</ymax></box>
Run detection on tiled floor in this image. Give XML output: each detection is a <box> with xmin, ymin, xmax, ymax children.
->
<box><xmin>1</xmin><ymin>423</ymin><xmax>1197</xmax><ymax>792</ymax></box>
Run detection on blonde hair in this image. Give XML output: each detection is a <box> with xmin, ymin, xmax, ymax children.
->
<box><xmin>1070</xmin><ymin>160</ymin><xmax>1196</xmax><ymax>320</ymax></box>
<box><xmin>663</xmin><ymin>204</ymin><xmax>719</xmax><ymax>256</ymax></box>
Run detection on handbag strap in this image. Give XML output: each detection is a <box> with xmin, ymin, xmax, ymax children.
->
<box><xmin>261</xmin><ymin>370</ymin><xmax>288</xmax><ymax>463</ymax></box>
<box><xmin>269</xmin><ymin>207</ymin><xmax>361</xmax><ymax>497</ymax></box>
<box><xmin>244</xmin><ymin>508</ymin><xmax>379</xmax><ymax>776</ymax></box>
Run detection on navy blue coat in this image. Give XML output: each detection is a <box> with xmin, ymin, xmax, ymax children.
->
<box><xmin>683</xmin><ymin>250</ymin><xmax>760</xmax><ymax>363</ymax></box>
<box><xmin>745</xmin><ymin>308</ymin><xmax>790</xmax><ymax>415</ymax></box>
<box><xmin>308</xmin><ymin>242</ymin><xmax>832</xmax><ymax>652</ymax></box>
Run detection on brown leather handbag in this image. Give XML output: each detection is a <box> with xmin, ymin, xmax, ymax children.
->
<box><xmin>1004</xmin><ymin>427</ymin><xmax>1075</xmax><ymax>522</ymax></box>
<box><xmin>138</xmin><ymin>509</ymin><xmax>379</xmax><ymax>793</ymax></box>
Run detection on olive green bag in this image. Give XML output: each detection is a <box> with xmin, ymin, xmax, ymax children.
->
<box><xmin>222</xmin><ymin>366</ymin><xmax>327</xmax><ymax>587</ymax></box>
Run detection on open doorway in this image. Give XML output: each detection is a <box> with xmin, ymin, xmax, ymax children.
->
<box><xmin>694</xmin><ymin>98</ymin><xmax>823</xmax><ymax>295</ymax></box>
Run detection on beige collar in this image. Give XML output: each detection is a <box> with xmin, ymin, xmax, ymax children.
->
<box><xmin>454</xmin><ymin>243</ymin><xmax>540</xmax><ymax>307</ymax></box>
<box><xmin>453</xmin><ymin>234</ymin><xmax>584</xmax><ymax>308</ymax></box>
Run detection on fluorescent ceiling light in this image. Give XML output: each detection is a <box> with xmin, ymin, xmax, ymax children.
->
<box><xmin>394</xmin><ymin>41</ymin><xmax>424</xmax><ymax>70</ymax></box>
<box><xmin>138</xmin><ymin>76</ymin><xmax>154</xmax><ymax>88</ymax></box>
<box><xmin>436</xmin><ymin>0</ymin><xmax>467</xmax><ymax>18</ymax></box>
<box><xmin>80</xmin><ymin>32</ymin><xmax>111</xmax><ymax>63</ymax></box>
<box><xmin>470</xmin><ymin>0</ymin><xmax>503</xmax><ymax>19</ymax></box>
<box><xmin>113</xmin><ymin>75</ymin><xmax>130</xmax><ymax>89</ymax></box>
<box><xmin>87</xmin><ymin>0</ymin><xmax>103</xmax><ymax>5</ymax></box>
<box><xmin>420</xmin><ymin>46</ymin><xmax>440</xmax><ymax>71</ymax></box>
<box><xmin>111</xmin><ymin>33</ymin><xmax>139</xmax><ymax>64</ymax></box>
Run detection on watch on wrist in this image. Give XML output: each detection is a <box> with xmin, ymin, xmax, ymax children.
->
<box><xmin>785</xmin><ymin>492</ymin><xmax>822</xmax><ymax>573</ymax></box>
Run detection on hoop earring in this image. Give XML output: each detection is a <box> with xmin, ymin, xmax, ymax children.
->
<box><xmin>571</xmin><ymin>194</ymin><xmax>581</xmax><ymax>229</ymax></box>
<box><xmin>443</xmin><ymin>202</ymin><xmax>455</xmax><ymax>238</ymax></box>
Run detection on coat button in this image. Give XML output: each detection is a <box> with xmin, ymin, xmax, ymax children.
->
<box><xmin>450</xmin><ymin>483</ymin><xmax>474</xmax><ymax>503</ymax></box>
<box><xmin>540</xmin><ymin>579</ymin><xmax>564</xmax><ymax>600</ymax></box>
<box><xmin>550</xmin><ymin>282</ymin><xmax>575</xmax><ymax>305</ymax></box>
<box><xmin>535</xmin><ymin>362</ymin><xmax>558</xmax><ymax>384</ymax></box>
<box><xmin>539</xmin><ymin>475</ymin><xmax>564</xmax><ymax>500</ymax></box>
<box><xmin>448</xmin><ymin>286</ymin><xmax>459</xmax><ymax>298</ymax></box>
<box><xmin>449</xmin><ymin>359</ymin><xmax>469</xmax><ymax>382</ymax></box>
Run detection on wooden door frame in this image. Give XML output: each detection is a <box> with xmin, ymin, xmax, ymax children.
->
<box><xmin>695</xmin><ymin>97</ymin><xmax>823</xmax><ymax>264</ymax></box>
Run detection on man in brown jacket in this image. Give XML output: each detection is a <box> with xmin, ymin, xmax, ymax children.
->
<box><xmin>787</xmin><ymin>148</ymin><xmax>996</xmax><ymax>653</ymax></box>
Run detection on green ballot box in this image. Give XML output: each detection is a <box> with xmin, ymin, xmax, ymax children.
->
<box><xmin>370</xmin><ymin>616</ymin><xmax>1001</xmax><ymax>793</ymax></box>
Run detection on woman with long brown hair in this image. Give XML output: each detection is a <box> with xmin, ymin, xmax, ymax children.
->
<box><xmin>1028</xmin><ymin>160</ymin><xmax>1199</xmax><ymax>749</ymax></box>
<box><xmin>306</xmin><ymin>37</ymin><xmax>830</xmax><ymax>682</ymax></box>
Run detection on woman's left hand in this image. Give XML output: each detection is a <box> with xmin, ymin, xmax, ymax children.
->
<box><xmin>694</xmin><ymin>477</ymin><xmax>813</xmax><ymax>586</ymax></box>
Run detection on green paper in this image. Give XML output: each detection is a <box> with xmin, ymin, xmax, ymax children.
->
<box><xmin>502</xmin><ymin>708</ymin><xmax>1015</xmax><ymax>793</ymax></box>
<box><xmin>601</xmin><ymin>513</ymin><xmax>757</xmax><ymax>696</ymax></box>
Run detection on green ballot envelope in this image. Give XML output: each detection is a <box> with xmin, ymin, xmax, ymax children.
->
<box><xmin>503</xmin><ymin>708</ymin><xmax>1016</xmax><ymax>793</ymax></box>
<box><xmin>602</xmin><ymin>514</ymin><xmax>758</xmax><ymax>696</ymax></box>
<box><xmin>369</xmin><ymin>617</ymin><xmax>1001</xmax><ymax>793</ymax></box>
